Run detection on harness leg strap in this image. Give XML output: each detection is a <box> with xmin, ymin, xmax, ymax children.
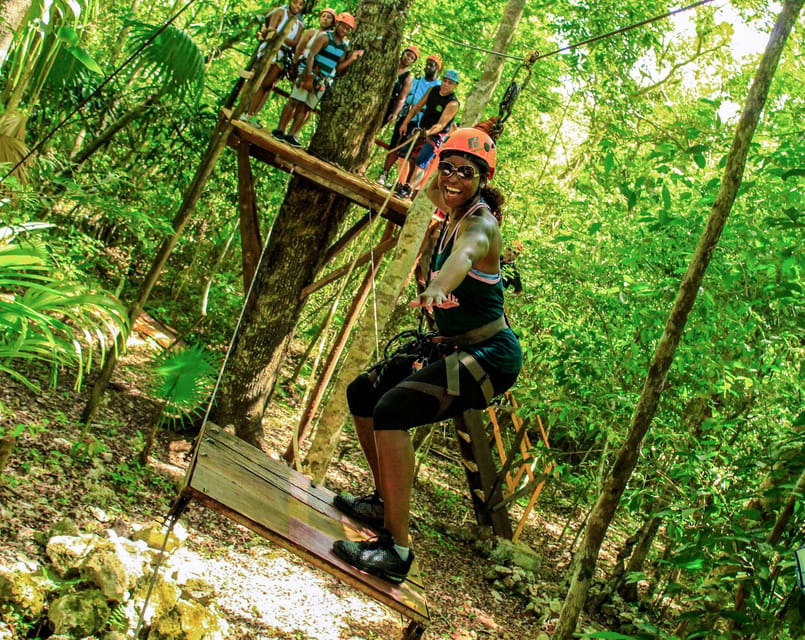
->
<box><xmin>457</xmin><ymin>351</ymin><xmax>495</xmax><ymax>405</ymax></box>
<box><xmin>444</xmin><ymin>352</ymin><xmax>461</xmax><ymax>397</ymax></box>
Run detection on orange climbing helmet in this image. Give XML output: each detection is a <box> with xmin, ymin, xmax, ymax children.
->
<box><xmin>439</xmin><ymin>128</ymin><xmax>498</xmax><ymax>179</ymax></box>
<box><xmin>336</xmin><ymin>12</ymin><xmax>355</xmax><ymax>29</ymax></box>
<box><xmin>404</xmin><ymin>44</ymin><xmax>420</xmax><ymax>60</ymax></box>
<box><xmin>426</xmin><ymin>54</ymin><xmax>442</xmax><ymax>70</ymax></box>
<box><xmin>320</xmin><ymin>7</ymin><xmax>337</xmax><ymax>19</ymax></box>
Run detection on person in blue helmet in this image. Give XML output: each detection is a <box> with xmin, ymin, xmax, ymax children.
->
<box><xmin>393</xmin><ymin>68</ymin><xmax>461</xmax><ymax>199</ymax></box>
<box><xmin>377</xmin><ymin>53</ymin><xmax>443</xmax><ymax>187</ymax></box>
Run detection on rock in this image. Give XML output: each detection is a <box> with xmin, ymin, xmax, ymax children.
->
<box><xmin>132</xmin><ymin>521</ymin><xmax>187</xmax><ymax>553</ymax></box>
<box><xmin>134</xmin><ymin>571</ymin><xmax>181</xmax><ymax>622</ymax></box>
<box><xmin>0</xmin><ymin>564</ymin><xmax>56</xmax><ymax>618</ymax></box>
<box><xmin>46</xmin><ymin>533</ymin><xmax>105</xmax><ymax>577</ymax></box>
<box><xmin>48</xmin><ymin>589</ymin><xmax>111</xmax><ymax>637</ymax></box>
<box><xmin>148</xmin><ymin>598</ymin><xmax>228</xmax><ymax>640</ymax></box>
<box><xmin>179</xmin><ymin>576</ymin><xmax>216</xmax><ymax>606</ymax></box>
<box><xmin>488</xmin><ymin>539</ymin><xmax>542</xmax><ymax>573</ymax></box>
<box><xmin>81</xmin><ymin>544</ymin><xmax>132</xmax><ymax>601</ymax></box>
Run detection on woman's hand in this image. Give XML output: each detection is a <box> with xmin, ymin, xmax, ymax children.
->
<box><xmin>409</xmin><ymin>288</ymin><xmax>460</xmax><ymax>312</ymax></box>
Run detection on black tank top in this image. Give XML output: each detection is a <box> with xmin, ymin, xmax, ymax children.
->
<box><xmin>420</xmin><ymin>88</ymin><xmax>458</xmax><ymax>133</ymax></box>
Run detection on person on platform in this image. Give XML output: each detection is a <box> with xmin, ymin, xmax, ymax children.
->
<box><xmin>393</xmin><ymin>69</ymin><xmax>461</xmax><ymax>199</ymax></box>
<box><xmin>240</xmin><ymin>0</ymin><xmax>306</xmax><ymax>126</ymax></box>
<box><xmin>377</xmin><ymin>54</ymin><xmax>442</xmax><ymax>188</ymax></box>
<box><xmin>271</xmin><ymin>12</ymin><xmax>364</xmax><ymax>147</ymax></box>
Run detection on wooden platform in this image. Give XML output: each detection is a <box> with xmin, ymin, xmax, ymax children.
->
<box><xmin>181</xmin><ymin>424</ymin><xmax>430</xmax><ymax>630</ymax></box>
<box><xmin>223</xmin><ymin>108</ymin><xmax>410</xmax><ymax>226</ymax></box>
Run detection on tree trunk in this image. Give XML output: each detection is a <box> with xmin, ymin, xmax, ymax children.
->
<box><xmin>214</xmin><ymin>0</ymin><xmax>412</xmax><ymax>449</ymax></box>
<box><xmin>303</xmin><ymin>190</ymin><xmax>435</xmax><ymax>482</ymax></box>
<box><xmin>553</xmin><ymin>3</ymin><xmax>802</xmax><ymax>637</ymax></box>
<box><xmin>0</xmin><ymin>0</ymin><xmax>31</xmax><ymax>76</ymax></box>
<box><xmin>461</xmin><ymin>0</ymin><xmax>527</xmax><ymax>127</ymax></box>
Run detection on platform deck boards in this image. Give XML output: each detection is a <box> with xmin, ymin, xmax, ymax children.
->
<box><xmin>182</xmin><ymin>424</ymin><xmax>430</xmax><ymax>627</ymax></box>
<box><xmin>223</xmin><ymin>108</ymin><xmax>410</xmax><ymax>225</ymax></box>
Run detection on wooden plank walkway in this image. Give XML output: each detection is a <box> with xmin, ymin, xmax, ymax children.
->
<box><xmin>181</xmin><ymin>424</ymin><xmax>430</xmax><ymax>631</ymax></box>
<box><xmin>223</xmin><ymin>108</ymin><xmax>410</xmax><ymax>226</ymax></box>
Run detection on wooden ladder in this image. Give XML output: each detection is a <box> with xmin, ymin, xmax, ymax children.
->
<box><xmin>453</xmin><ymin>391</ymin><xmax>553</xmax><ymax>542</ymax></box>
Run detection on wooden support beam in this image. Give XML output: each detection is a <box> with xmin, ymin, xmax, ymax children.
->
<box><xmin>223</xmin><ymin>108</ymin><xmax>409</xmax><ymax>225</ymax></box>
<box><xmin>300</xmin><ymin>237</ymin><xmax>397</xmax><ymax>299</ymax></box>
<box><xmin>236</xmin><ymin>141</ymin><xmax>262</xmax><ymax>293</ymax></box>
<box><xmin>453</xmin><ymin>411</ymin><xmax>512</xmax><ymax>539</ymax></box>
<box><xmin>484</xmin><ymin>420</ymin><xmax>530</xmax><ymax>509</ymax></box>
<box><xmin>321</xmin><ymin>211</ymin><xmax>375</xmax><ymax>268</ymax></box>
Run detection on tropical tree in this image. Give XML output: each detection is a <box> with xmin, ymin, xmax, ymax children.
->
<box><xmin>215</xmin><ymin>0</ymin><xmax>415</xmax><ymax>449</ymax></box>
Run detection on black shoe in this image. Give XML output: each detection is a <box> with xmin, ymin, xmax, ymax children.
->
<box><xmin>284</xmin><ymin>134</ymin><xmax>302</xmax><ymax>147</ymax></box>
<box><xmin>394</xmin><ymin>183</ymin><xmax>412</xmax><ymax>199</ymax></box>
<box><xmin>333</xmin><ymin>530</ymin><xmax>414</xmax><ymax>584</ymax></box>
<box><xmin>271</xmin><ymin>128</ymin><xmax>285</xmax><ymax>140</ymax></box>
<box><xmin>333</xmin><ymin>490</ymin><xmax>384</xmax><ymax>528</ymax></box>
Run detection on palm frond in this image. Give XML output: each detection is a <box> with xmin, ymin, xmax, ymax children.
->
<box><xmin>125</xmin><ymin>20</ymin><xmax>206</xmax><ymax>105</ymax></box>
<box><xmin>0</xmin><ymin>223</ymin><xmax>129</xmax><ymax>389</ymax></box>
<box><xmin>151</xmin><ymin>344</ymin><xmax>217</xmax><ymax>423</ymax></box>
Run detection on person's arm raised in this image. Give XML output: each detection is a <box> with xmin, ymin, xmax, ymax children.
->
<box><xmin>409</xmin><ymin>215</ymin><xmax>494</xmax><ymax>311</ymax></box>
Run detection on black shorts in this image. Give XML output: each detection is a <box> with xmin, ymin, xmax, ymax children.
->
<box><xmin>346</xmin><ymin>354</ymin><xmax>518</xmax><ymax>431</ymax></box>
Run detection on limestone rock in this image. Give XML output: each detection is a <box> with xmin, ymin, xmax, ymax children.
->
<box><xmin>48</xmin><ymin>589</ymin><xmax>111</xmax><ymax>637</ymax></box>
<box><xmin>488</xmin><ymin>538</ymin><xmax>542</xmax><ymax>573</ymax></box>
<box><xmin>148</xmin><ymin>598</ymin><xmax>228</xmax><ymax>640</ymax></box>
<box><xmin>0</xmin><ymin>564</ymin><xmax>56</xmax><ymax>618</ymax></box>
<box><xmin>134</xmin><ymin>571</ymin><xmax>181</xmax><ymax>622</ymax></box>
<box><xmin>46</xmin><ymin>533</ymin><xmax>105</xmax><ymax>577</ymax></box>
<box><xmin>132</xmin><ymin>521</ymin><xmax>187</xmax><ymax>553</ymax></box>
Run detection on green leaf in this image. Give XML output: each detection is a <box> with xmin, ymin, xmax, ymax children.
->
<box><xmin>66</xmin><ymin>45</ymin><xmax>102</xmax><ymax>75</ymax></box>
<box><xmin>793</xmin><ymin>411</ymin><xmax>805</xmax><ymax>427</ymax></box>
<box><xmin>693</xmin><ymin>153</ymin><xmax>706</xmax><ymax>168</ymax></box>
<box><xmin>588</xmin><ymin>222</ymin><xmax>603</xmax><ymax>235</ymax></box>
<box><xmin>56</xmin><ymin>25</ymin><xmax>80</xmax><ymax>46</ymax></box>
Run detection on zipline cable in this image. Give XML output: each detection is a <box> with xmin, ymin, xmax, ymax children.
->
<box><xmin>535</xmin><ymin>0</ymin><xmax>716</xmax><ymax>61</ymax></box>
<box><xmin>0</xmin><ymin>0</ymin><xmax>201</xmax><ymax>185</ymax></box>
<box><xmin>416</xmin><ymin>0</ymin><xmax>716</xmax><ymax>64</ymax></box>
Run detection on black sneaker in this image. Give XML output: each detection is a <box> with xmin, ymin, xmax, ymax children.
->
<box><xmin>333</xmin><ymin>530</ymin><xmax>414</xmax><ymax>584</ymax></box>
<box><xmin>333</xmin><ymin>490</ymin><xmax>384</xmax><ymax>528</ymax></box>
<box><xmin>284</xmin><ymin>134</ymin><xmax>302</xmax><ymax>147</ymax></box>
<box><xmin>271</xmin><ymin>128</ymin><xmax>285</xmax><ymax>140</ymax></box>
<box><xmin>394</xmin><ymin>183</ymin><xmax>412</xmax><ymax>199</ymax></box>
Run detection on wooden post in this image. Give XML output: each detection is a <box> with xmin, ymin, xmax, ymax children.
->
<box><xmin>237</xmin><ymin>141</ymin><xmax>261</xmax><ymax>293</ymax></box>
<box><xmin>453</xmin><ymin>410</ymin><xmax>512</xmax><ymax>539</ymax></box>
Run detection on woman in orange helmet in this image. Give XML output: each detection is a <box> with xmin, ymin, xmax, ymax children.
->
<box><xmin>333</xmin><ymin>128</ymin><xmax>522</xmax><ymax>584</ymax></box>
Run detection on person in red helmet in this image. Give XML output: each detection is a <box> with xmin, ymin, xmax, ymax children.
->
<box><xmin>272</xmin><ymin>12</ymin><xmax>364</xmax><ymax>147</ymax></box>
<box><xmin>294</xmin><ymin>6</ymin><xmax>337</xmax><ymax>69</ymax></box>
<box><xmin>383</xmin><ymin>45</ymin><xmax>418</xmax><ymax>126</ymax></box>
<box><xmin>332</xmin><ymin>128</ymin><xmax>522</xmax><ymax>584</ymax></box>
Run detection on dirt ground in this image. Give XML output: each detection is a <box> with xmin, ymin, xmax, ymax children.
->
<box><xmin>0</xmin><ymin>317</ymin><xmax>590</xmax><ymax>640</ymax></box>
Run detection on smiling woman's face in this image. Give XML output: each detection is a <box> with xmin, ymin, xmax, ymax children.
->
<box><xmin>438</xmin><ymin>153</ymin><xmax>482</xmax><ymax>209</ymax></box>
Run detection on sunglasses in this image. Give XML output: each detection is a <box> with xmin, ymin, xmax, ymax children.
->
<box><xmin>438</xmin><ymin>161</ymin><xmax>477</xmax><ymax>180</ymax></box>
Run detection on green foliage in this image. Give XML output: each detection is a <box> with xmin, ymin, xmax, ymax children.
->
<box><xmin>0</xmin><ymin>222</ymin><xmax>129</xmax><ymax>391</ymax></box>
<box><xmin>151</xmin><ymin>343</ymin><xmax>217</xmax><ymax>426</ymax></box>
<box><xmin>125</xmin><ymin>20</ymin><xmax>206</xmax><ymax>104</ymax></box>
